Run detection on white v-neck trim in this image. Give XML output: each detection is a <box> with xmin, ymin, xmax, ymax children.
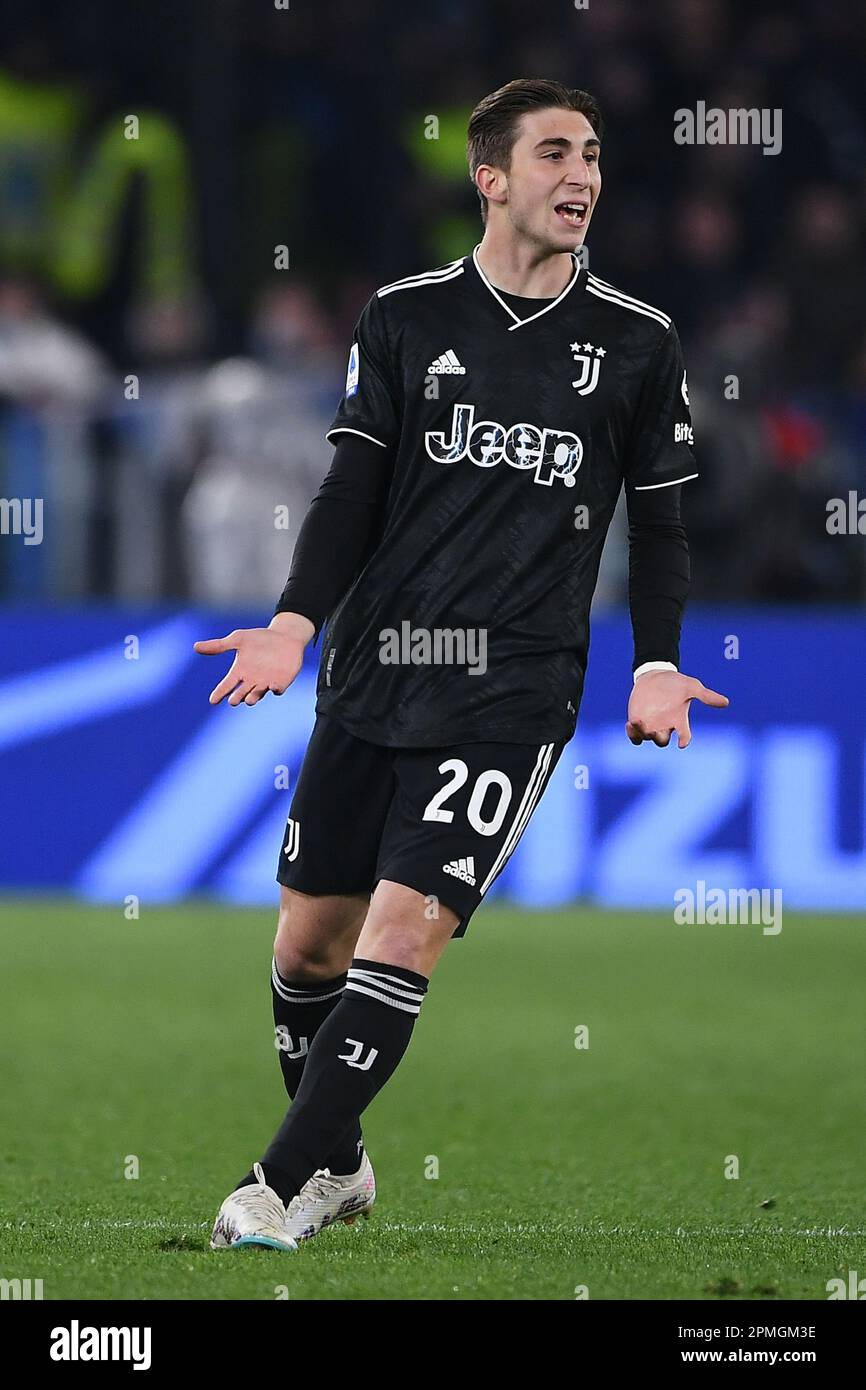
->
<box><xmin>471</xmin><ymin>245</ymin><xmax>581</xmax><ymax>331</ymax></box>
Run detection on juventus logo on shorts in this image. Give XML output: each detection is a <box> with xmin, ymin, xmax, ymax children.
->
<box><xmin>283</xmin><ymin>817</ymin><xmax>300</xmax><ymax>861</ymax></box>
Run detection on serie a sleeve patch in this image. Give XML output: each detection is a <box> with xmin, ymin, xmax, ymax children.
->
<box><xmin>345</xmin><ymin>341</ymin><xmax>360</xmax><ymax>396</ymax></box>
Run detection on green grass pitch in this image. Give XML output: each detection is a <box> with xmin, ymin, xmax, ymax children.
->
<box><xmin>1</xmin><ymin>898</ymin><xmax>863</xmax><ymax>1301</ymax></box>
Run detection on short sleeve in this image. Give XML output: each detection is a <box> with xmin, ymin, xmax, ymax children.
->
<box><xmin>326</xmin><ymin>293</ymin><xmax>400</xmax><ymax>451</ymax></box>
<box><xmin>624</xmin><ymin>324</ymin><xmax>698</xmax><ymax>492</ymax></box>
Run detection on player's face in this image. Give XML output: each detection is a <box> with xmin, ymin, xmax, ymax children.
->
<box><xmin>501</xmin><ymin>108</ymin><xmax>601</xmax><ymax>252</ymax></box>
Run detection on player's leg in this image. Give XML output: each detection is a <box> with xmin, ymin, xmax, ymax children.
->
<box><xmin>267</xmin><ymin>713</ymin><xmax>394</xmax><ymax>1176</ymax></box>
<box><xmin>237</xmin><ymin>739</ymin><xmax>564</xmax><ymax>1219</ymax></box>
<box><xmin>210</xmin><ymin>714</ymin><xmax>393</xmax><ymax>1250</ymax></box>
<box><xmin>254</xmin><ymin>879</ymin><xmax>458</xmax><ymax>1208</ymax></box>
<box><xmin>270</xmin><ymin>885</ymin><xmax>369</xmax><ymax>1178</ymax></box>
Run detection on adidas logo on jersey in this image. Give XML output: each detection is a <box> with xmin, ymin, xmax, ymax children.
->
<box><xmin>443</xmin><ymin>856</ymin><xmax>476</xmax><ymax>885</ymax></box>
<box><xmin>428</xmin><ymin>349</ymin><xmax>466</xmax><ymax>375</ymax></box>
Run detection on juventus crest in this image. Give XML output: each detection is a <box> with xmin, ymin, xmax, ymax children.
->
<box><xmin>274</xmin><ymin>1025</ymin><xmax>308</xmax><ymax>1059</ymax></box>
<box><xmin>570</xmin><ymin>340</ymin><xmax>606</xmax><ymax>395</ymax></box>
<box><xmin>338</xmin><ymin>1038</ymin><xmax>379</xmax><ymax>1071</ymax></box>
<box><xmin>283</xmin><ymin>816</ymin><xmax>300</xmax><ymax>861</ymax></box>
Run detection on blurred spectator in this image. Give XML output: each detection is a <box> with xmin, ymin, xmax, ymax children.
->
<box><xmin>0</xmin><ymin>275</ymin><xmax>108</xmax><ymax>599</ymax></box>
<box><xmin>775</xmin><ymin>185</ymin><xmax>866</xmax><ymax>389</ymax></box>
<box><xmin>178</xmin><ymin>283</ymin><xmax>338</xmax><ymax>604</ymax></box>
<box><xmin>0</xmin><ymin>276</ymin><xmax>106</xmax><ymax>406</ymax></box>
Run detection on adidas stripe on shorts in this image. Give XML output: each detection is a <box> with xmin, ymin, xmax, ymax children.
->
<box><xmin>277</xmin><ymin>713</ymin><xmax>565</xmax><ymax>936</ymax></box>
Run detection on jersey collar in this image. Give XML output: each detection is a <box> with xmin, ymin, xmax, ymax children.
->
<box><xmin>470</xmin><ymin>244</ymin><xmax>584</xmax><ymax>331</ymax></box>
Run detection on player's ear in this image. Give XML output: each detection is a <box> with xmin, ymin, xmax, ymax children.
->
<box><xmin>475</xmin><ymin>164</ymin><xmax>506</xmax><ymax>212</ymax></box>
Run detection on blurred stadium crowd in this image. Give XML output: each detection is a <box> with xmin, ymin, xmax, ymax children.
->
<box><xmin>1</xmin><ymin>0</ymin><xmax>865</xmax><ymax>608</ymax></box>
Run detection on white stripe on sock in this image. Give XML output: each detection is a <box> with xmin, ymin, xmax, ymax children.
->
<box><xmin>348</xmin><ymin>967</ymin><xmax>426</xmax><ymax>1001</ymax></box>
<box><xmin>344</xmin><ymin>982</ymin><xmax>422</xmax><ymax>1014</ymax></box>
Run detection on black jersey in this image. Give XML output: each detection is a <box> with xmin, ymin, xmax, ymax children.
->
<box><xmin>315</xmin><ymin>246</ymin><xmax>697</xmax><ymax>748</ymax></box>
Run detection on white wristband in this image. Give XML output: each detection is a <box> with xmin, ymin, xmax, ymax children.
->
<box><xmin>633</xmin><ymin>660</ymin><xmax>678</xmax><ymax>684</ymax></box>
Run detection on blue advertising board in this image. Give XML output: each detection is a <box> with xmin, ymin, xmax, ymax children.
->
<box><xmin>0</xmin><ymin>606</ymin><xmax>862</xmax><ymax>909</ymax></box>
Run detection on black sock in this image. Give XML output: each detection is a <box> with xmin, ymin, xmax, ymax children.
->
<box><xmin>253</xmin><ymin>958</ymin><xmax>429</xmax><ymax>1206</ymax></box>
<box><xmin>270</xmin><ymin>960</ymin><xmax>363</xmax><ymax>1175</ymax></box>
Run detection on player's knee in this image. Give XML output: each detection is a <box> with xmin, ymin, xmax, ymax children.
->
<box><xmin>273</xmin><ymin>887</ymin><xmax>363</xmax><ymax>981</ymax></box>
<box><xmin>273</xmin><ymin>919</ymin><xmax>336</xmax><ymax>982</ymax></box>
<box><xmin>273</xmin><ymin>927</ymin><xmax>356</xmax><ymax>984</ymax></box>
<box><xmin>273</xmin><ymin>933</ymin><xmax>329</xmax><ymax>983</ymax></box>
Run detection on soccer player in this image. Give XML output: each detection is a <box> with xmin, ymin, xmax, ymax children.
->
<box><xmin>197</xmin><ymin>78</ymin><xmax>728</xmax><ymax>1251</ymax></box>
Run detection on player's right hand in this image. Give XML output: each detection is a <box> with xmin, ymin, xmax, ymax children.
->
<box><xmin>194</xmin><ymin>612</ymin><xmax>315</xmax><ymax>707</ymax></box>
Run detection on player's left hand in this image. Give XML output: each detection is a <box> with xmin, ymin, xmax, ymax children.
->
<box><xmin>626</xmin><ymin>670</ymin><xmax>728</xmax><ymax>749</ymax></box>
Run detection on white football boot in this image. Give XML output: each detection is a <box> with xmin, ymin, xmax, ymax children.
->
<box><xmin>284</xmin><ymin>1152</ymin><xmax>376</xmax><ymax>1243</ymax></box>
<box><xmin>210</xmin><ymin>1162</ymin><xmax>298</xmax><ymax>1252</ymax></box>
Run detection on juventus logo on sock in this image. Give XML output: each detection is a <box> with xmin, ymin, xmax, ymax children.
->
<box><xmin>338</xmin><ymin>1038</ymin><xmax>379</xmax><ymax>1070</ymax></box>
<box><xmin>274</xmin><ymin>1025</ymin><xmax>309</xmax><ymax>1059</ymax></box>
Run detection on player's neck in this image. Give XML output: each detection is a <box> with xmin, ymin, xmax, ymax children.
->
<box><xmin>475</xmin><ymin>231</ymin><xmax>575</xmax><ymax>300</ymax></box>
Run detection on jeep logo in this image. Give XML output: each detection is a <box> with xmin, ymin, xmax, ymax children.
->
<box><xmin>425</xmin><ymin>403</ymin><xmax>583</xmax><ymax>487</ymax></box>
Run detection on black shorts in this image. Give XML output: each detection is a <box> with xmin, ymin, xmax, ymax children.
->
<box><xmin>277</xmin><ymin>713</ymin><xmax>565</xmax><ymax>936</ymax></box>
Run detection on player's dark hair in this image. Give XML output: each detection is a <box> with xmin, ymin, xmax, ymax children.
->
<box><xmin>467</xmin><ymin>78</ymin><xmax>604</xmax><ymax>224</ymax></box>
